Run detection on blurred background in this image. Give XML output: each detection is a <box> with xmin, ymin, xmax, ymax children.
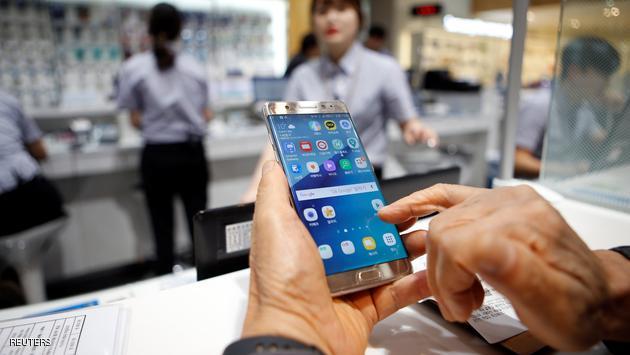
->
<box><xmin>0</xmin><ymin>0</ymin><xmax>627</xmax><ymax>307</ymax></box>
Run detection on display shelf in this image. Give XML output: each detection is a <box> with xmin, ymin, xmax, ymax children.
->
<box><xmin>27</xmin><ymin>104</ymin><xmax>119</xmax><ymax>120</ymax></box>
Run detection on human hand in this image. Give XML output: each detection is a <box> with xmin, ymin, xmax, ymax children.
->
<box><xmin>401</xmin><ymin>118</ymin><xmax>438</xmax><ymax>147</ymax></box>
<box><xmin>379</xmin><ymin>184</ymin><xmax>612</xmax><ymax>351</ymax></box>
<box><xmin>239</xmin><ymin>188</ymin><xmax>257</xmax><ymax>203</ymax></box>
<box><xmin>242</xmin><ymin>161</ymin><xmax>431</xmax><ymax>354</ymax></box>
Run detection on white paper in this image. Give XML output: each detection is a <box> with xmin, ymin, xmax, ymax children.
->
<box><xmin>412</xmin><ymin>255</ymin><xmax>527</xmax><ymax>344</ymax></box>
<box><xmin>467</xmin><ymin>282</ymin><xmax>527</xmax><ymax>343</ymax></box>
<box><xmin>0</xmin><ymin>305</ymin><xmax>127</xmax><ymax>355</ymax></box>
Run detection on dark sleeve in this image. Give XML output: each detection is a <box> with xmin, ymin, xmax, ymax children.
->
<box><xmin>603</xmin><ymin>340</ymin><xmax>630</xmax><ymax>355</ymax></box>
<box><xmin>603</xmin><ymin>246</ymin><xmax>630</xmax><ymax>354</ymax></box>
<box><xmin>223</xmin><ymin>336</ymin><xmax>323</xmax><ymax>355</ymax></box>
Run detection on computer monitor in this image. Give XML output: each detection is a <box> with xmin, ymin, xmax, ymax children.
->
<box><xmin>252</xmin><ymin>77</ymin><xmax>287</xmax><ymax>102</ymax></box>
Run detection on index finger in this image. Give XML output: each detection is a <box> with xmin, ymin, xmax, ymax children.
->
<box><xmin>379</xmin><ymin>184</ymin><xmax>485</xmax><ymax>225</ymax></box>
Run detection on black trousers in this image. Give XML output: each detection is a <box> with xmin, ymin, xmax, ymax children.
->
<box><xmin>0</xmin><ymin>176</ymin><xmax>65</xmax><ymax>237</ymax></box>
<box><xmin>141</xmin><ymin>142</ymin><xmax>209</xmax><ymax>275</ymax></box>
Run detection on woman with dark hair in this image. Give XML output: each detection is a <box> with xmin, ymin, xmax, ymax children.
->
<box><xmin>117</xmin><ymin>3</ymin><xmax>212</xmax><ymax>275</ymax></box>
<box><xmin>242</xmin><ymin>0</ymin><xmax>437</xmax><ymax>201</ymax></box>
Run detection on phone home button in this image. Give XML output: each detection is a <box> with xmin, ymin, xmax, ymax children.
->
<box><xmin>358</xmin><ymin>269</ymin><xmax>382</xmax><ymax>283</ymax></box>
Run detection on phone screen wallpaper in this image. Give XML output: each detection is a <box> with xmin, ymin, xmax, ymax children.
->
<box><xmin>269</xmin><ymin>113</ymin><xmax>407</xmax><ymax>275</ymax></box>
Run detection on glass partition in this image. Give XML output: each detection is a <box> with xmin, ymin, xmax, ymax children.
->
<box><xmin>540</xmin><ymin>0</ymin><xmax>630</xmax><ymax>212</ymax></box>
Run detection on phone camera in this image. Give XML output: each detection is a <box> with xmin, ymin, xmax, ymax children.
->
<box><xmin>285</xmin><ymin>105</ymin><xmax>289</xmax><ymax>110</ymax></box>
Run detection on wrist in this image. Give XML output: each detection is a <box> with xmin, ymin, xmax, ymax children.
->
<box><xmin>594</xmin><ymin>250</ymin><xmax>630</xmax><ymax>341</ymax></box>
<box><xmin>242</xmin><ymin>307</ymin><xmax>332</xmax><ymax>355</ymax></box>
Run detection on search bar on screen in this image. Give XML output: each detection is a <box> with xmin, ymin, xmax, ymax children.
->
<box><xmin>296</xmin><ymin>182</ymin><xmax>378</xmax><ymax>201</ymax></box>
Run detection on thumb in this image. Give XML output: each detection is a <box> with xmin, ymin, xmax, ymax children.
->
<box><xmin>255</xmin><ymin>160</ymin><xmax>291</xmax><ymax>209</ymax></box>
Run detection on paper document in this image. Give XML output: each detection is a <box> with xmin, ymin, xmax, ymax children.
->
<box><xmin>468</xmin><ymin>282</ymin><xmax>527</xmax><ymax>343</ymax></box>
<box><xmin>412</xmin><ymin>255</ymin><xmax>527</xmax><ymax>343</ymax></box>
<box><xmin>0</xmin><ymin>305</ymin><xmax>127</xmax><ymax>355</ymax></box>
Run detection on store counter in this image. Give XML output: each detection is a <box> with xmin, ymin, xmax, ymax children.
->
<box><xmin>118</xmin><ymin>191</ymin><xmax>630</xmax><ymax>355</ymax></box>
<box><xmin>2</xmin><ymin>184</ymin><xmax>626</xmax><ymax>354</ymax></box>
<box><xmin>40</xmin><ymin>124</ymin><xmax>269</xmax><ymax>179</ymax></box>
<box><xmin>39</xmin><ymin>115</ymin><xmax>492</xmax><ymax>280</ymax></box>
<box><xmin>40</xmin><ymin>115</ymin><xmax>491</xmax><ymax>182</ymax></box>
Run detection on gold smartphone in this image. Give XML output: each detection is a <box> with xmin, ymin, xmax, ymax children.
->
<box><xmin>263</xmin><ymin>101</ymin><xmax>411</xmax><ymax>296</ymax></box>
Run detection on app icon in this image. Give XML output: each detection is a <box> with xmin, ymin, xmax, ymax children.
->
<box><xmin>299</xmin><ymin>140</ymin><xmax>312</xmax><ymax>152</ymax></box>
<box><xmin>284</xmin><ymin>142</ymin><xmax>296</xmax><ymax>153</ymax></box>
<box><xmin>324</xmin><ymin>120</ymin><xmax>336</xmax><ymax>130</ymax></box>
<box><xmin>371</xmin><ymin>199</ymin><xmax>384</xmax><ymax>211</ymax></box>
<box><xmin>321</xmin><ymin>205</ymin><xmax>336</xmax><ymax>219</ymax></box>
<box><xmin>362</xmin><ymin>236</ymin><xmax>376</xmax><ymax>250</ymax></box>
<box><xmin>316</xmin><ymin>140</ymin><xmax>328</xmax><ymax>151</ymax></box>
<box><xmin>354</xmin><ymin>156</ymin><xmax>367</xmax><ymax>169</ymax></box>
<box><xmin>306</xmin><ymin>161</ymin><xmax>320</xmax><ymax>173</ymax></box>
<box><xmin>347</xmin><ymin>138</ymin><xmax>359</xmax><ymax>149</ymax></box>
<box><xmin>323</xmin><ymin>160</ymin><xmax>336</xmax><ymax>172</ymax></box>
<box><xmin>332</xmin><ymin>139</ymin><xmax>344</xmax><ymax>150</ymax></box>
<box><xmin>383</xmin><ymin>233</ymin><xmax>396</xmax><ymax>246</ymax></box>
<box><xmin>339</xmin><ymin>159</ymin><xmax>352</xmax><ymax>170</ymax></box>
<box><xmin>303</xmin><ymin>208</ymin><xmax>318</xmax><ymax>222</ymax></box>
<box><xmin>319</xmin><ymin>244</ymin><xmax>333</xmax><ymax>259</ymax></box>
<box><xmin>290</xmin><ymin>164</ymin><xmax>301</xmax><ymax>173</ymax></box>
<box><xmin>309</xmin><ymin>121</ymin><xmax>321</xmax><ymax>131</ymax></box>
<box><xmin>339</xmin><ymin>120</ymin><xmax>352</xmax><ymax>130</ymax></box>
<box><xmin>340</xmin><ymin>240</ymin><xmax>355</xmax><ymax>255</ymax></box>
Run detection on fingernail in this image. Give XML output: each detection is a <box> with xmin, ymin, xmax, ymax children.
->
<box><xmin>262</xmin><ymin>160</ymin><xmax>275</xmax><ymax>174</ymax></box>
<box><xmin>478</xmin><ymin>239</ymin><xmax>515</xmax><ymax>276</ymax></box>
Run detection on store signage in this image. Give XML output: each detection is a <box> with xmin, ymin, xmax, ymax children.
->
<box><xmin>410</xmin><ymin>4</ymin><xmax>442</xmax><ymax>17</ymax></box>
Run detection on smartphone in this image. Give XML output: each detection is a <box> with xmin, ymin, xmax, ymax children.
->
<box><xmin>263</xmin><ymin>101</ymin><xmax>411</xmax><ymax>296</ymax></box>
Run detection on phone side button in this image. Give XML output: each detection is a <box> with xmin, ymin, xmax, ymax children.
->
<box><xmin>357</xmin><ymin>269</ymin><xmax>382</xmax><ymax>283</ymax></box>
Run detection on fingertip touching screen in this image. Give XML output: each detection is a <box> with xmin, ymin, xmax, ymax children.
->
<box><xmin>268</xmin><ymin>112</ymin><xmax>407</xmax><ymax>275</ymax></box>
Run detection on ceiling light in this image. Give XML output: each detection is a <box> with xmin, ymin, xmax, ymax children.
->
<box><xmin>442</xmin><ymin>15</ymin><xmax>513</xmax><ymax>40</ymax></box>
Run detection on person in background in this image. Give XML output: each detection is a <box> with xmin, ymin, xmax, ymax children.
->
<box><xmin>116</xmin><ymin>3</ymin><xmax>212</xmax><ymax>275</ymax></box>
<box><xmin>363</xmin><ymin>24</ymin><xmax>390</xmax><ymax>55</ymax></box>
<box><xmin>0</xmin><ymin>89</ymin><xmax>65</xmax><ymax>237</ymax></box>
<box><xmin>284</xmin><ymin>33</ymin><xmax>320</xmax><ymax>78</ymax></box>
<box><xmin>241</xmin><ymin>0</ymin><xmax>437</xmax><ymax>202</ymax></box>
<box><xmin>223</xmin><ymin>161</ymin><xmax>630</xmax><ymax>354</ymax></box>
<box><xmin>0</xmin><ymin>89</ymin><xmax>64</xmax><ymax>308</ymax></box>
<box><xmin>515</xmin><ymin>37</ymin><xmax>620</xmax><ymax>178</ymax></box>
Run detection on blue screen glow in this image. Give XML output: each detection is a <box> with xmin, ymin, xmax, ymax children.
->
<box><xmin>268</xmin><ymin>113</ymin><xmax>408</xmax><ymax>275</ymax></box>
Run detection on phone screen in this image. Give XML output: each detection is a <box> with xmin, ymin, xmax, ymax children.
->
<box><xmin>268</xmin><ymin>112</ymin><xmax>408</xmax><ymax>276</ymax></box>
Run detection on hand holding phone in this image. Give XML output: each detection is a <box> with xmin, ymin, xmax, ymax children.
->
<box><xmin>242</xmin><ymin>159</ymin><xmax>431</xmax><ymax>354</ymax></box>
<box><xmin>263</xmin><ymin>101</ymin><xmax>411</xmax><ymax>296</ymax></box>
